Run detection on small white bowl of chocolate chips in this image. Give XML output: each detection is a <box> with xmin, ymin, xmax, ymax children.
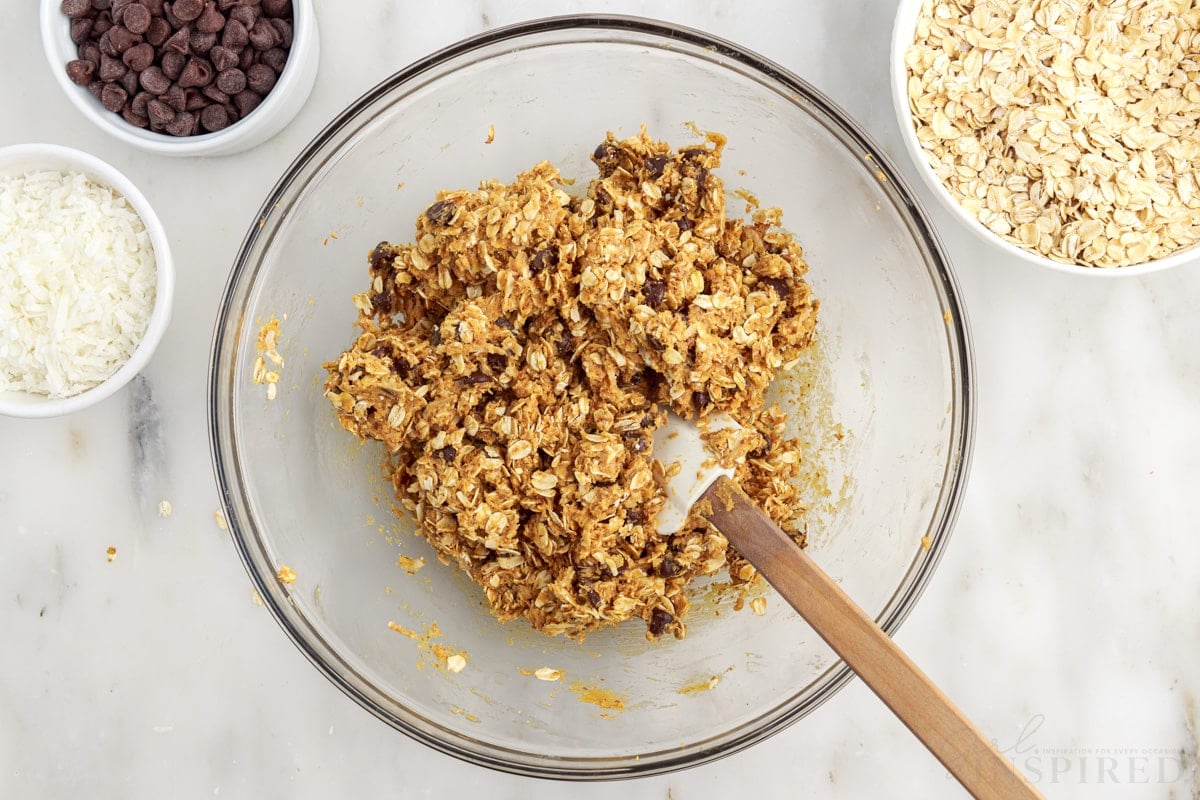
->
<box><xmin>40</xmin><ymin>0</ymin><xmax>319</xmax><ymax>157</ymax></box>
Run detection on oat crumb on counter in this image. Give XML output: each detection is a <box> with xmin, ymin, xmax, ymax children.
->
<box><xmin>276</xmin><ymin>565</ymin><xmax>297</xmax><ymax>585</ymax></box>
<box><xmin>325</xmin><ymin>129</ymin><xmax>819</xmax><ymax>641</ymax></box>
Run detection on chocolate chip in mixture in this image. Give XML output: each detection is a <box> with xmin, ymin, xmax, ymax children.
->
<box><xmin>261</xmin><ymin>0</ymin><xmax>291</xmax><ymax>17</ymax></box>
<box><xmin>70</xmin><ymin>17</ymin><xmax>96</xmax><ymax>45</ymax></box>
<box><xmin>641</xmin><ymin>278</ymin><xmax>665</xmax><ymax>308</ymax></box>
<box><xmin>178</xmin><ymin>56</ymin><xmax>214</xmax><ymax>87</ymax></box>
<box><xmin>98</xmin><ymin>52</ymin><xmax>126</xmax><ymax>81</ymax></box>
<box><xmin>164</xmin><ymin>109</ymin><xmax>196</xmax><ymax>136</ymax></box>
<box><xmin>424</xmin><ymin>200</ymin><xmax>456</xmax><ymax>226</ymax></box>
<box><xmin>209</xmin><ymin>44</ymin><xmax>238</xmax><ymax>71</ymax></box>
<box><xmin>759</xmin><ymin>276</ymin><xmax>791</xmax><ymax>299</ymax></box>
<box><xmin>160</xmin><ymin>50</ymin><xmax>185</xmax><ymax>80</ymax></box>
<box><xmin>232</xmin><ymin>88</ymin><xmax>261</xmax><ymax>116</ymax></box>
<box><xmin>648</xmin><ymin>608</ymin><xmax>673</xmax><ymax>636</ymax></box>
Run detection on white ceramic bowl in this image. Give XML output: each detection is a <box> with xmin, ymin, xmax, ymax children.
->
<box><xmin>0</xmin><ymin>143</ymin><xmax>174</xmax><ymax>418</ymax></box>
<box><xmin>890</xmin><ymin>0</ymin><xmax>1197</xmax><ymax>276</ymax></box>
<box><xmin>39</xmin><ymin>0</ymin><xmax>319</xmax><ymax>158</ymax></box>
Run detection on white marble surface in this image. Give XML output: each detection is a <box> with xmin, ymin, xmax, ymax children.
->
<box><xmin>3</xmin><ymin>1</ymin><xmax>1199</xmax><ymax>797</ymax></box>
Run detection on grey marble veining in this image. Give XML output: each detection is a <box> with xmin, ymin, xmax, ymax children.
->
<box><xmin>2</xmin><ymin>1</ymin><xmax>1199</xmax><ymax>797</ymax></box>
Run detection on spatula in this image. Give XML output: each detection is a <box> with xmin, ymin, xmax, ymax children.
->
<box><xmin>654</xmin><ymin>411</ymin><xmax>1043</xmax><ymax>800</ymax></box>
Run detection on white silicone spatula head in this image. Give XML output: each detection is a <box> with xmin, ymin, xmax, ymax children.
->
<box><xmin>651</xmin><ymin>410</ymin><xmax>740</xmax><ymax>534</ymax></box>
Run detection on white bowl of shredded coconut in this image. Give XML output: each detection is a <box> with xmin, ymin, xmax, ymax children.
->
<box><xmin>0</xmin><ymin>144</ymin><xmax>173</xmax><ymax>418</ymax></box>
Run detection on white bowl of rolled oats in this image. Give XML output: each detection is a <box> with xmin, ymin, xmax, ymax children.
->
<box><xmin>892</xmin><ymin>0</ymin><xmax>1200</xmax><ymax>273</ymax></box>
<box><xmin>211</xmin><ymin>16</ymin><xmax>973</xmax><ymax>778</ymax></box>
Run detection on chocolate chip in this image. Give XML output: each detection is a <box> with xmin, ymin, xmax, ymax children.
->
<box><xmin>92</xmin><ymin>0</ymin><xmax>112</xmax><ymax>9</ymax></box>
<box><xmin>369</xmin><ymin>242</ymin><xmax>392</xmax><ymax>271</ymax></box>
<box><xmin>121</xmin><ymin>106</ymin><xmax>150</xmax><ymax>127</ymax></box>
<box><xmin>626</xmin><ymin>507</ymin><xmax>646</xmax><ymax>525</ymax></box>
<box><xmin>430</xmin><ymin>326</ymin><xmax>442</xmax><ymax>346</ymax></box>
<box><xmin>529</xmin><ymin>246</ymin><xmax>557</xmax><ymax>273</ymax></box>
<box><xmin>66</xmin><ymin>59</ymin><xmax>97</xmax><ymax>85</ymax></box>
<box><xmin>100</xmin><ymin>82</ymin><xmax>127</xmax><ymax>112</ymax></box>
<box><xmin>194</xmin><ymin>1</ymin><xmax>225</xmax><ymax>32</ymax></box>
<box><xmin>200</xmin><ymin>101</ymin><xmax>229</xmax><ymax>131</ymax></box>
<box><xmin>178</xmin><ymin>56</ymin><xmax>213</xmax><ymax>87</ymax></box>
<box><xmin>122</xmin><ymin>2</ymin><xmax>150</xmax><ymax>33</ymax></box>
<box><xmin>138</xmin><ymin>64</ymin><xmax>170</xmax><ymax>93</ymax></box>
<box><xmin>646</xmin><ymin>154</ymin><xmax>670</xmax><ymax>178</ymax></box>
<box><xmin>88</xmin><ymin>80</ymin><xmax>105</xmax><ymax>100</ymax></box>
<box><xmin>164</xmin><ymin>24</ymin><xmax>190</xmax><ymax>53</ymax></box>
<box><xmin>107</xmin><ymin>24</ymin><xmax>141</xmax><ymax>53</ymax></box>
<box><xmin>228</xmin><ymin>4</ymin><xmax>257</xmax><ymax>27</ymax></box>
<box><xmin>237</xmin><ymin>45</ymin><xmax>254</xmax><ymax>69</ymax></box>
<box><xmin>161</xmin><ymin>83</ymin><xmax>186</xmax><ymax>111</ymax></box>
<box><xmin>260</xmin><ymin>46</ymin><xmax>287</xmax><ymax>73</ymax></box>
<box><xmin>245</xmin><ymin>62</ymin><xmax>276</xmax><ymax>94</ymax></box>
<box><xmin>435</xmin><ymin>446</ymin><xmax>456</xmax><ymax>464</ymax></box>
<box><xmin>693</xmin><ymin>390</ymin><xmax>711</xmax><ymax>412</ymax></box>
<box><xmin>62</xmin><ymin>0</ymin><xmax>93</xmax><ymax>18</ymax></box>
<box><xmin>184</xmin><ymin>87</ymin><xmax>209</xmax><ymax>110</ymax></box>
<box><xmin>122</xmin><ymin>41</ymin><xmax>155</xmax><ymax>71</ymax></box>
<box><xmin>425</xmin><ymin>200</ymin><xmax>455</xmax><ymax>225</ymax></box>
<box><xmin>160</xmin><ymin>50</ymin><xmax>185</xmax><ymax>79</ymax></box>
<box><xmin>658</xmin><ymin>557</ymin><xmax>679</xmax><ymax>577</ymax></box>
<box><xmin>261</xmin><ymin>0</ymin><xmax>290</xmax><ymax>16</ymax></box>
<box><xmin>232</xmin><ymin>88</ymin><xmax>261</xmax><ymax>116</ymax></box>
<box><xmin>201</xmin><ymin>83</ymin><xmax>229</xmax><ymax>103</ymax></box>
<box><xmin>164</xmin><ymin>108</ymin><xmax>196</xmax><ymax>136</ymax></box>
<box><xmin>189</xmin><ymin>29</ymin><xmax>217</xmax><ymax>54</ymax></box>
<box><xmin>760</xmin><ymin>276</ymin><xmax>791</xmax><ymax>299</ymax></box>
<box><xmin>486</xmin><ymin>353</ymin><xmax>507</xmax><ymax>373</ymax></box>
<box><xmin>455</xmin><ymin>371</ymin><xmax>492</xmax><ymax>387</ymax></box>
<box><xmin>247</xmin><ymin>17</ymin><xmax>279</xmax><ymax>48</ymax></box>
<box><xmin>144</xmin><ymin>17</ymin><xmax>171</xmax><ymax>46</ymax></box>
<box><xmin>221</xmin><ymin>18</ymin><xmax>248</xmax><ymax>48</ymax></box>
<box><xmin>642</xmin><ymin>279</ymin><xmax>665</xmax><ymax>308</ymax></box>
<box><xmin>79</xmin><ymin>41</ymin><xmax>101</xmax><ymax>64</ymax></box>
<box><xmin>209</xmin><ymin>44</ymin><xmax>239</xmax><ymax>71</ymax></box>
<box><xmin>92</xmin><ymin>11</ymin><xmax>114</xmax><ymax>35</ymax></box>
<box><xmin>648</xmin><ymin>608</ymin><xmax>673</xmax><ymax>636</ymax></box>
<box><xmin>587</xmin><ymin>589</ymin><xmax>602</xmax><ymax>607</ymax></box>
<box><xmin>119</xmin><ymin>66</ymin><xmax>140</xmax><ymax>94</ymax></box>
<box><xmin>646</xmin><ymin>334</ymin><xmax>665</xmax><ymax>352</ymax></box>
<box><xmin>269</xmin><ymin>17</ymin><xmax>292</xmax><ymax>48</ymax></box>
<box><xmin>98</xmin><ymin>28</ymin><xmax>119</xmax><ymax>56</ymax></box>
<box><xmin>130</xmin><ymin>89</ymin><xmax>152</xmax><ymax>116</ymax></box>
<box><xmin>98</xmin><ymin>52</ymin><xmax>126</xmax><ymax>80</ymax></box>
<box><xmin>70</xmin><ymin>17</ymin><xmax>96</xmax><ymax>44</ymax></box>
<box><xmin>215</xmin><ymin>67</ymin><xmax>245</xmax><ymax>94</ymax></box>
<box><xmin>495</xmin><ymin>316</ymin><xmax>515</xmax><ymax>331</ymax></box>
<box><xmin>142</xmin><ymin>0</ymin><xmax>164</xmax><ymax>14</ymax></box>
<box><xmin>677</xmin><ymin>216</ymin><xmax>693</xmax><ymax>233</ymax></box>
<box><xmin>147</xmin><ymin>97</ymin><xmax>176</xmax><ymax>125</ymax></box>
<box><xmin>555</xmin><ymin>333</ymin><xmax>575</xmax><ymax>358</ymax></box>
<box><xmin>171</xmin><ymin>0</ymin><xmax>203</xmax><ymax>21</ymax></box>
<box><xmin>593</xmin><ymin>141</ymin><xmax>620</xmax><ymax>176</ymax></box>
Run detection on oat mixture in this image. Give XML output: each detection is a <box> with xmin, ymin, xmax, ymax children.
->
<box><xmin>324</xmin><ymin>130</ymin><xmax>818</xmax><ymax>640</ymax></box>
<box><xmin>906</xmin><ymin>0</ymin><xmax>1200</xmax><ymax>267</ymax></box>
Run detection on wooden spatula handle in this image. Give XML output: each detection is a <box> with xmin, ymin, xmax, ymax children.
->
<box><xmin>700</xmin><ymin>477</ymin><xmax>1042</xmax><ymax>800</ymax></box>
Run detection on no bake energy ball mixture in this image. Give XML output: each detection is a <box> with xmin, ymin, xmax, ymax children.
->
<box><xmin>324</xmin><ymin>130</ymin><xmax>819</xmax><ymax>640</ymax></box>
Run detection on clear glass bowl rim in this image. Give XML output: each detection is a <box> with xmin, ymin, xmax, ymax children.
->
<box><xmin>208</xmin><ymin>13</ymin><xmax>976</xmax><ymax>781</ymax></box>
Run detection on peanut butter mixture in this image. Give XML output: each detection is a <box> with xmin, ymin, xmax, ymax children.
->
<box><xmin>324</xmin><ymin>130</ymin><xmax>818</xmax><ymax>640</ymax></box>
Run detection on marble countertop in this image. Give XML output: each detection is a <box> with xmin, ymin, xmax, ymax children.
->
<box><xmin>3</xmin><ymin>1</ymin><xmax>1199</xmax><ymax>797</ymax></box>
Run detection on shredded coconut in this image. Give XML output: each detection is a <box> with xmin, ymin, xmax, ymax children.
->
<box><xmin>0</xmin><ymin>169</ymin><xmax>157</xmax><ymax>397</ymax></box>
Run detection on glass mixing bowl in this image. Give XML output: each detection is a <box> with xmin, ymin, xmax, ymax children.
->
<box><xmin>209</xmin><ymin>16</ymin><xmax>973</xmax><ymax>779</ymax></box>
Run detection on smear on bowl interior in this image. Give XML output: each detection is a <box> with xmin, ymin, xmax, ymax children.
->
<box><xmin>324</xmin><ymin>129</ymin><xmax>821</xmax><ymax>641</ymax></box>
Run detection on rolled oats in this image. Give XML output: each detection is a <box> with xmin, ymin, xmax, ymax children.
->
<box><xmin>325</xmin><ymin>130</ymin><xmax>818</xmax><ymax>640</ymax></box>
<box><xmin>907</xmin><ymin>0</ymin><xmax>1200</xmax><ymax>267</ymax></box>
